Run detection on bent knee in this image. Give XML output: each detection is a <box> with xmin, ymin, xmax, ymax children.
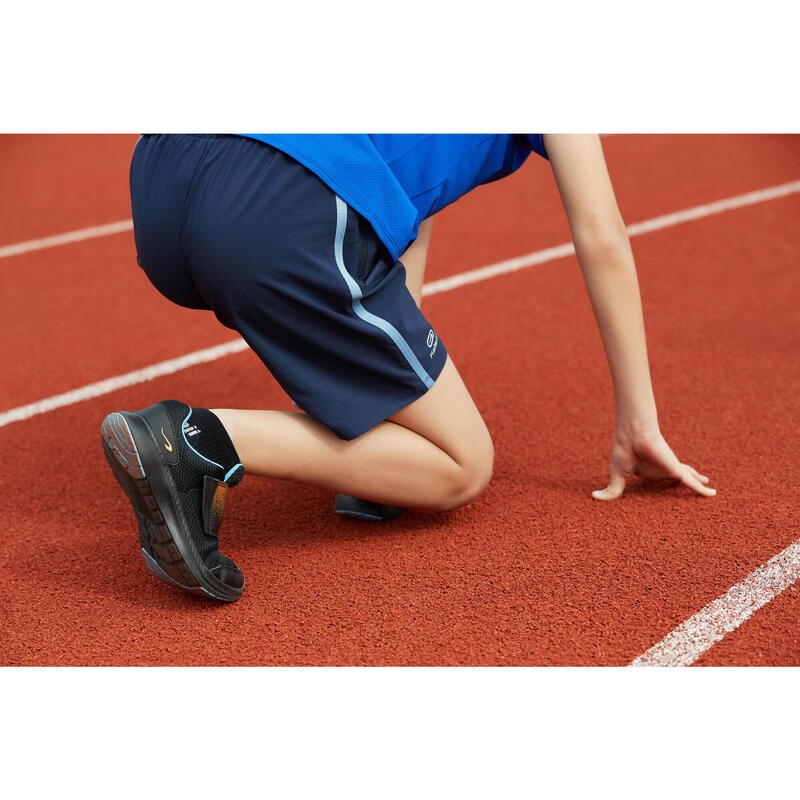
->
<box><xmin>435</xmin><ymin>438</ymin><xmax>494</xmax><ymax>512</ymax></box>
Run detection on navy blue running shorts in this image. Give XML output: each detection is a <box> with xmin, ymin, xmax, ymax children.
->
<box><xmin>129</xmin><ymin>134</ymin><xmax>447</xmax><ymax>440</ymax></box>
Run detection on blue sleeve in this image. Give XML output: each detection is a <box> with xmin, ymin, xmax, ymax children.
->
<box><xmin>525</xmin><ymin>134</ymin><xmax>548</xmax><ymax>160</ymax></box>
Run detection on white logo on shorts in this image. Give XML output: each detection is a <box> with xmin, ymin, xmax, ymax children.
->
<box><xmin>427</xmin><ymin>329</ymin><xmax>438</xmax><ymax>358</ymax></box>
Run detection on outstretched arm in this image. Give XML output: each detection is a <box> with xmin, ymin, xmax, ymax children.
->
<box><xmin>543</xmin><ymin>134</ymin><xmax>715</xmax><ymax>500</ymax></box>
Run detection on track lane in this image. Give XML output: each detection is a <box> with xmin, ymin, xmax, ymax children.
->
<box><xmin>5</xmin><ymin>178</ymin><xmax>799</xmax><ymax>424</ymax></box>
<box><xmin>0</xmin><ymin>134</ymin><xmax>139</xmax><ymax>246</ymax></box>
<box><xmin>696</xmin><ymin>585</ymin><xmax>800</xmax><ymax>665</ymax></box>
<box><xmin>0</xmin><ymin>233</ymin><xmax>233</xmax><ymax>409</ymax></box>
<box><xmin>3</xmin><ymin>135</ymin><xmax>799</xmax><ymax>414</ymax></box>
<box><xmin>2</xmin><ymin>193</ymin><xmax>798</xmax><ymax>665</ymax></box>
<box><xmin>428</xmin><ymin>134</ymin><xmax>800</xmax><ymax>282</ymax></box>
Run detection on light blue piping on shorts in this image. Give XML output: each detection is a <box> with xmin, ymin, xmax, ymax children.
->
<box><xmin>333</xmin><ymin>195</ymin><xmax>434</xmax><ymax>390</ymax></box>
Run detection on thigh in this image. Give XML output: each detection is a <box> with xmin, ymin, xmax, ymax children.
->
<box><xmin>184</xmin><ymin>140</ymin><xmax>450</xmax><ymax>441</ymax></box>
<box><xmin>389</xmin><ymin>356</ymin><xmax>493</xmax><ymax>468</ymax></box>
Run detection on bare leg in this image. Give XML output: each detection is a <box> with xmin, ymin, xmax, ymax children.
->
<box><xmin>213</xmin><ymin>357</ymin><xmax>492</xmax><ymax>512</ymax></box>
<box><xmin>401</xmin><ymin>217</ymin><xmax>433</xmax><ymax>305</ymax></box>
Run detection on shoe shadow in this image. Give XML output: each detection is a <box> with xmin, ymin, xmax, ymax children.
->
<box><xmin>10</xmin><ymin>474</ymin><xmax>456</xmax><ymax>614</ymax></box>
<box><xmin>11</xmin><ymin>539</ymin><xmax>232</xmax><ymax>617</ymax></box>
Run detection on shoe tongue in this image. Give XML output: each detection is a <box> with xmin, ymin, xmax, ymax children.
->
<box><xmin>202</xmin><ymin>476</ymin><xmax>230</xmax><ymax>539</ymax></box>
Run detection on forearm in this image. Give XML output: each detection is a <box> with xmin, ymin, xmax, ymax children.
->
<box><xmin>575</xmin><ymin>228</ymin><xmax>658</xmax><ymax>435</ymax></box>
<box><xmin>543</xmin><ymin>134</ymin><xmax>658</xmax><ymax>436</ymax></box>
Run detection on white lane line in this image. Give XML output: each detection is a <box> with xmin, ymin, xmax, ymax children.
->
<box><xmin>423</xmin><ymin>179</ymin><xmax>800</xmax><ymax>297</ymax></box>
<box><xmin>0</xmin><ymin>220</ymin><xmax>133</xmax><ymax>259</ymax></box>
<box><xmin>0</xmin><ymin>339</ymin><xmax>249</xmax><ymax>428</ymax></box>
<box><xmin>0</xmin><ymin>180</ymin><xmax>795</xmax><ymax>271</ymax></box>
<box><xmin>423</xmin><ymin>243</ymin><xmax>575</xmax><ymax>297</ymax></box>
<box><xmin>631</xmin><ymin>540</ymin><xmax>800</xmax><ymax>666</ymax></box>
<box><xmin>2</xmin><ymin>177</ymin><xmax>800</xmax><ymax>433</ymax></box>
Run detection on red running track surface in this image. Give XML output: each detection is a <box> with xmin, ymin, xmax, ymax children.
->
<box><xmin>1</xmin><ymin>134</ymin><xmax>799</xmax><ymax>665</ymax></box>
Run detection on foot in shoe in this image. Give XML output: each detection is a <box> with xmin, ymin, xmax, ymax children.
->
<box><xmin>334</xmin><ymin>494</ymin><xmax>405</xmax><ymax>522</ymax></box>
<box><xmin>101</xmin><ymin>399</ymin><xmax>246</xmax><ymax>602</ymax></box>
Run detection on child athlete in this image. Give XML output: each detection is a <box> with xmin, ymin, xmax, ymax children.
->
<box><xmin>102</xmin><ymin>134</ymin><xmax>714</xmax><ymax>602</ymax></box>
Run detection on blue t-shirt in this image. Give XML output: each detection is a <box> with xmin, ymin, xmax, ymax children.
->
<box><xmin>237</xmin><ymin>134</ymin><xmax>548</xmax><ymax>260</ymax></box>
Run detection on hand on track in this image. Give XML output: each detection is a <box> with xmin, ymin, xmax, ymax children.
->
<box><xmin>592</xmin><ymin>429</ymin><xmax>716</xmax><ymax>501</ymax></box>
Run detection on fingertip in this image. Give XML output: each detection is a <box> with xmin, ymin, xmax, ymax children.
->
<box><xmin>593</xmin><ymin>488</ymin><xmax>622</xmax><ymax>501</ymax></box>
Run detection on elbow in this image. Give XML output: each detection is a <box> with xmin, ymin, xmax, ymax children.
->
<box><xmin>574</xmin><ymin>218</ymin><xmax>631</xmax><ymax>263</ymax></box>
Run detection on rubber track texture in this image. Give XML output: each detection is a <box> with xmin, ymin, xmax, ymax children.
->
<box><xmin>2</xmin><ymin>135</ymin><xmax>800</xmax><ymax>665</ymax></box>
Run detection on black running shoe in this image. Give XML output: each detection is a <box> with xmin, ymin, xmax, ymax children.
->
<box><xmin>334</xmin><ymin>494</ymin><xmax>405</xmax><ymax>522</ymax></box>
<box><xmin>101</xmin><ymin>400</ymin><xmax>246</xmax><ymax>602</ymax></box>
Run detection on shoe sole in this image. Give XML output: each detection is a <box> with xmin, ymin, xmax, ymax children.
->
<box><xmin>101</xmin><ymin>411</ymin><xmax>242</xmax><ymax>602</ymax></box>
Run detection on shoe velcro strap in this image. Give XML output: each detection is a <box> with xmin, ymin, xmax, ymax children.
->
<box><xmin>202</xmin><ymin>476</ymin><xmax>230</xmax><ymax>539</ymax></box>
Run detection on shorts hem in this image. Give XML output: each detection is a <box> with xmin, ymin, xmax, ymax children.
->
<box><xmin>310</xmin><ymin>348</ymin><xmax>448</xmax><ymax>441</ymax></box>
